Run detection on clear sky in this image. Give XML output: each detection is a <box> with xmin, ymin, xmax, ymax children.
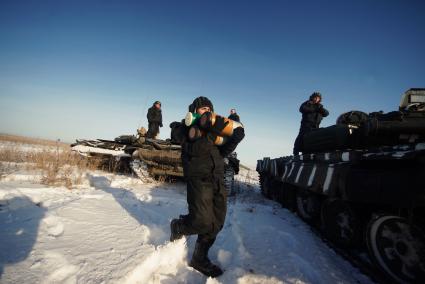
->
<box><xmin>1</xmin><ymin>0</ymin><xmax>424</xmax><ymax>167</ymax></box>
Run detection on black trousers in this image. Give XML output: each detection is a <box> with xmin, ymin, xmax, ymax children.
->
<box><xmin>147</xmin><ymin>122</ymin><xmax>160</xmax><ymax>138</ymax></box>
<box><xmin>293</xmin><ymin>126</ymin><xmax>313</xmax><ymax>156</ymax></box>
<box><xmin>180</xmin><ymin>176</ymin><xmax>227</xmax><ymax>244</ymax></box>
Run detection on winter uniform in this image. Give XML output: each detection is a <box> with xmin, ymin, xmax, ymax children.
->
<box><xmin>170</xmin><ymin>96</ymin><xmax>245</xmax><ymax>277</ymax></box>
<box><xmin>146</xmin><ymin>101</ymin><xmax>163</xmax><ymax>139</ymax></box>
<box><xmin>228</xmin><ymin>113</ymin><xmax>240</xmax><ymax>122</ymax></box>
<box><xmin>293</xmin><ymin>93</ymin><xmax>329</xmax><ymax>155</ymax></box>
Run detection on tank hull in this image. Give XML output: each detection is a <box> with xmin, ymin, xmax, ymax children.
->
<box><xmin>71</xmin><ymin>136</ymin><xmax>239</xmax><ymax>192</ymax></box>
<box><xmin>257</xmin><ymin>144</ymin><xmax>425</xmax><ymax>283</ymax></box>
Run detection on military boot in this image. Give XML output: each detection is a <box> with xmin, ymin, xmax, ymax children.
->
<box><xmin>189</xmin><ymin>240</ymin><xmax>223</xmax><ymax>278</ymax></box>
<box><xmin>170</xmin><ymin>219</ymin><xmax>184</xmax><ymax>242</ymax></box>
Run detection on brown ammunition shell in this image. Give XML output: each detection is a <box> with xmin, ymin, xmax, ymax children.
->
<box><xmin>199</xmin><ymin>112</ymin><xmax>244</xmax><ymax>137</ymax></box>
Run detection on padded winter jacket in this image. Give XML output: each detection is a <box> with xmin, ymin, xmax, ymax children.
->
<box><xmin>147</xmin><ymin>106</ymin><xmax>162</xmax><ymax>125</ymax></box>
<box><xmin>181</xmin><ymin>126</ymin><xmax>244</xmax><ymax>178</ymax></box>
<box><xmin>228</xmin><ymin>113</ymin><xmax>240</xmax><ymax>122</ymax></box>
<box><xmin>299</xmin><ymin>100</ymin><xmax>329</xmax><ymax>129</ymax></box>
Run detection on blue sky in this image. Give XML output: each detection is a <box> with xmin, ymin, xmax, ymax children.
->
<box><xmin>0</xmin><ymin>0</ymin><xmax>424</xmax><ymax>167</ymax></box>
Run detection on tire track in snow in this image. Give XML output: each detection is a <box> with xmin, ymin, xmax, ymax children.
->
<box><xmin>228</xmin><ymin>206</ymin><xmax>252</xmax><ymax>262</ymax></box>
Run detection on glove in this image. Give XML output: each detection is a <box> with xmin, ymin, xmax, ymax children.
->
<box><xmin>317</xmin><ymin>104</ymin><xmax>328</xmax><ymax>116</ymax></box>
<box><xmin>206</xmin><ymin>116</ymin><xmax>229</xmax><ymax>142</ymax></box>
<box><xmin>218</xmin><ymin>127</ymin><xmax>245</xmax><ymax>157</ymax></box>
<box><xmin>210</xmin><ymin>116</ymin><xmax>229</xmax><ymax>135</ymax></box>
<box><xmin>232</xmin><ymin>127</ymin><xmax>245</xmax><ymax>144</ymax></box>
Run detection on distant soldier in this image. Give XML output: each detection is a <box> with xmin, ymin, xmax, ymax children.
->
<box><xmin>293</xmin><ymin>92</ymin><xmax>329</xmax><ymax>155</ymax></box>
<box><xmin>226</xmin><ymin>108</ymin><xmax>241</xmax><ymax>195</ymax></box>
<box><xmin>228</xmin><ymin>108</ymin><xmax>240</xmax><ymax>122</ymax></box>
<box><xmin>146</xmin><ymin>101</ymin><xmax>163</xmax><ymax>139</ymax></box>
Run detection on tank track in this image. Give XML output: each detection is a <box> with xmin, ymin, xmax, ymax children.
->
<box><xmin>260</xmin><ymin>177</ymin><xmax>395</xmax><ymax>284</ymax></box>
<box><xmin>259</xmin><ymin>174</ymin><xmax>424</xmax><ymax>283</ymax></box>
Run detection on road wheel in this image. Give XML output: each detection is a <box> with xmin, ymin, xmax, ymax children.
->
<box><xmin>224</xmin><ymin>166</ymin><xmax>235</xmax><ymax>195</ymax></box>
<box><xmin>296</xmin><ymin>189</ymin><xmax>321</xmax><ymax>223</ymax></box>
<box><xmin>321</xmin><ymin>198</ymin><xmax>362</xmax><ymax>247</ymax></box>
<box><xmin>366</xmin><ymin>215</ymin><xmax>425</xmax><ymax>283</ymax></box>
<box><xmin>281</xmin><ymin>184</ymin><xmax>296</xmax><ymax>212</ymax></box>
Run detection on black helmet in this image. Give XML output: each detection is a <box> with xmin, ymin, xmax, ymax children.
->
<box><xmin>188</xmin><ymin>96</ymin><xmax>214</xmax><ymax>113</ymax></box>
<box><xmin>309</xmin><ymin>92</ymin><xmax>322</xmax><ymax>100</ymax></box>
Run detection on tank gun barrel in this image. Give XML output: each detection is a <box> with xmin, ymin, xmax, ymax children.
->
<box><xmin>365</xmin><ymin>118</ymin><xmax>425</xmax><ymax>136</ymax></box>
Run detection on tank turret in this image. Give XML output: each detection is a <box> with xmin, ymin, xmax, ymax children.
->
<box><xmin>302</xmin><ymin>88</ymin><xmax>425</xmax><ymax>153</ymax></box>
<box><xmin>257</xmin><ymin>89</ymin><xmax>425</xmax><ymax>283</ymax></box>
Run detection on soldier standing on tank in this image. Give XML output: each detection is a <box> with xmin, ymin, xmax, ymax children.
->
<box><xmin>228</xmin><ymin>108</ymin><xmax>240</xmax><ymax>122</ymax></box>
<box><xmin>293</xmin><ymin>92</ymin><xmax>329</xmax><ymax>155</ymax></box>
<box><xmin>169</xmin><ymin>96</ymin><xmax>245</xmax><ymax>278</ymax></box>
<box><xmin>146</xmin><ymin>101</ymin><xmax>163</xmax><ymax>139</ymax></box>
<box><xmin>226</xmin><ymin>108</ymin><xmax>241</xmax><ymax>195</ymax></box>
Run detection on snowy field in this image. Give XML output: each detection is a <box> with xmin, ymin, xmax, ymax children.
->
<box><xmin>0</xmin><ymin>139</ymin><xmax>373</xmax><ymax>284</ymax></box>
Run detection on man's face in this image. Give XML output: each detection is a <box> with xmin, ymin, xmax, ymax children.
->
<box><xmin>155</xmin><ymin>103</ymin><xmax>161</xmax><ymax>109</ymax></box>
<box><xmin>230</xmin><ymin>109</ymin><xmax>236</xmax><ymax>114</ymax></box>
<box><xmin>196</xmin><ymin>106</ymin><xmax>211</xmax><ymax>115</ymax></box>
<box><xmin>312</xmin><ymin>96</ymin><xmax>321</xmax><ymax>104</ymax></box>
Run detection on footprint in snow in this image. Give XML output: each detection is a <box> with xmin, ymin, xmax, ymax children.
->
<box><xmin>43</xmin><ymin>215</ymin><xmax>64</xmax><ymax>237</ymax></box>
<box><xmin>43</xmin><ymin>251</ymin><xmax>78</xmax><ymax>283</ymax></box>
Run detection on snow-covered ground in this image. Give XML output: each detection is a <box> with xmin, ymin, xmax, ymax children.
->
<box><xmin>0</xmin><ymin>142</ymin><xmax>373</xmax><ymax>284</ymax></box>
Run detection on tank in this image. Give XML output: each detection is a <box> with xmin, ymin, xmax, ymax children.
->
<box><xmin>71</xmin><ymin>127</ymin><xmax>240</xmax><ymax>193</ymax></box>
<box><xmin>257</xmin><ymin>88</ymin><xmax>425</xmax><ymax>283</ymax></box>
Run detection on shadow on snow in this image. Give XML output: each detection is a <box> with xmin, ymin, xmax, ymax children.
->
<box><xmin>0</xmin><ymin>196</ymin><xmax>46</xmax><ymax>278</ymax></box>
